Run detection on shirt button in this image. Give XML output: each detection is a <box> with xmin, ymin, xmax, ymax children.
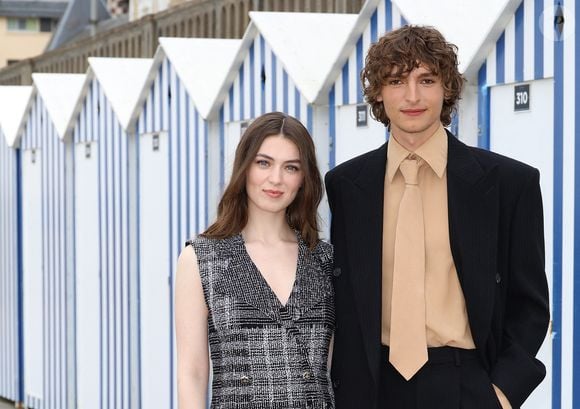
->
<box><xmin>240</xmin><ymin>375</ymin><xmax>251</xmax><ymax>385</ymax></box>
<box><xmin>302</xmin><ymin>370</ymin><xmax>312</xmax><ymax>380</ymax></box>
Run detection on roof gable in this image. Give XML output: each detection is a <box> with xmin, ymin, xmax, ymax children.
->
<box><xmin>158</xmin><ymin>37</ymin><xmax>241</xmax><ymax>119</ymax></box>
<box><xmin>249</xmin><ymin>11</ymin><xmax>358</xmax><ymax>103</ymax></box>
<box><xmin>87</xmin><ymin>57</ymin><xmax>153</xmax><ymax>132</ymax></box>
<box><xmin>32</xmin><ymin>73</ymin><xmax>85</xmax><ymax>140</ymax></box>
<box><xmin>0</xmin><ymin>86</ymin><xmax>34</xmax><ymax>148</ymax></box>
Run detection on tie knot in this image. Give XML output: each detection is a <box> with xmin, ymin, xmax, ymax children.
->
<box><xmin>399</xmin><ymin>158</ymin><xmax>420</xmax><ymax>185</ymax></box>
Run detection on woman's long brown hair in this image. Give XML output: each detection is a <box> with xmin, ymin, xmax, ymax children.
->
<box><xmin>202</xmin><ymin>112</ymin><xmax>323</xmax><ymax>249</ymax></box>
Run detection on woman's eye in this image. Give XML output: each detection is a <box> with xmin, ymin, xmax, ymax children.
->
<box><xmin>256</xmin><ymin>160</ymin><xmax>269</xmax><ymax>168</ymax></box>
<box><xmin>285</xmin><ymin>165</ymin><xmax>300</xmax><ymax>173</ymax></box>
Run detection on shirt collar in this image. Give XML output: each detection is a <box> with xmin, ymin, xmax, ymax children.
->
<box><xmin>386</xmin><ymin>124</ymin><xmax>448</xmax><ymax>182</ymax></box>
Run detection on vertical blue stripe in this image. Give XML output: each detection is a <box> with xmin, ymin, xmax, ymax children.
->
<box><xmin>370</xmin><ymin>10</ymin><xmax>378</xmax><ymax>43</ymax></box>
<box><xmin>329</xmin><ymin>86</ymin><xmax>336</xmax><ymax>169</ymax></box>
<box><xmin>228</xmin><ymin>87</ymin><xmax>234</xmax><ymax>123</ymax></box>
<box><xmin>356</xmin><ymin>38</ymin><xmax>363</xmax><ymax>103</ymax></box>
<box><xmin>283</xmin><ymin>71</ymin><xmax>289</xmax><ymax>113</ymax></box>
<box><xmin>204</xmin><ymin>122</ymin><xmax>209</xmax><ymax>227</ymax></box>
<box><xmin>307</xmin><ymin>105</ymin><xmax>313</xmax><ymax>134</ymax></box>
<box><xmin>534</xmin><ymin>0</ymin><xmax>544</xmax><ymax>79</ymax></box>
<box><xmin>272</xmin><ymin>52</ymin><xmax>277</xmax><ymax>111</ymax></box>
<box><xmin>167</xmin><ymin>81</ymin><xmax>174</xmax><ymax>409</ymax></box>
<box><xmin>185</xmin><ymin>94</ymin><xmax>191</xmax><ymax>237</ymax></box>
<box><xmin>573</xmin><ymin>3</ymin><xmax>580</xmax><ymax>408</ymax></box>
<box><xmin>477</xmin><ymin>63</ymin><xmax>490</xmax><ymax>150</ymax></box>
<box><xmin>260</xmin><ymin>36</ymin><xmax>266</xmax><ymax>116</ymax></box>
<box><xmin>249</xmin><ymin>43</ymin><xmax>256</xmax><ymax>118</ymax></box>
<box><xmin>16</xmin><ymin>147</ymin><xmax>24</xmax><ymax>405</ymax></box>
<box><xmin>239</xmin><ymin>65</ymin><xmax>245</xmax><ymax>120</ymax></box>
<box><xmin>496</xmin><ymin>33</ymin><xmax>505</xmax><ymax>85</ymax></box>
<box><xmin>294</xmin><ymin>89</ymin><xmax>300</xmax><ymax>120</ymax></box>
<box><xmin>342</xmin><ymin>62</ymin><xmax>349</xmax><ymax>105</ymax></box>
<box><xmin>194</xmin><ymin>110</ymin><xmax>200</xmax><ymax>234</ymax></box>
<box><xmin>552</xmin><ymin>8</ymin><xmax>564</xmax><ymax>409</ymax></box>
<box><xmin>385</xmin><ymin>0</ymin><xmax>392</xmax><ymax>32</ymax></box>
<box><xmin>135</xmin><ymin>114</ymin><xmax>142</xmax><ymax>409</ymax></box>
<box><xmin>400</xmin><ymin>15</ymin><xmax>408</xmax><ymax>25</ymax></box>
<box><xmin>219</xmin><ymin>107</ymin><xmax>225</xmax><ymax>190</ymax></box>
<box><xmin>514</xmin><ymin>3</ymin><xmax>524</xmax><ymax>82</ymax></box>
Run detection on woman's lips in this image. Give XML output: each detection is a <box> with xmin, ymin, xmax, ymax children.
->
<box><xmin>263</xmin><ymin>189</ymin><xmax>283</xmax><ymax>198</ymax></box>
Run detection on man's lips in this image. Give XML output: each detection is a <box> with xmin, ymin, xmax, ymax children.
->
<box><xmin>263</xmin><ymin>189</ymin><xmax>283</xmax><ymax>198</ymax></box>
<box><xmin>401</xmin><ymin>109</ymin><xmax>426</xmax><ymax>116</ymax></box>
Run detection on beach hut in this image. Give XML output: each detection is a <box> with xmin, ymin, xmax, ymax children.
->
<box><xmin>19</xmin><ymin>73</ymin><xmax>85</xmax><ymax>409</ymax></box>
<box><xmin>65</xmin><ymin>57</ymin><xmax>153</xmax><ymax>409</ymax></box>
<box><xmin>0</xmin><ymin>85</ymin><xmax>33</xmax><ymax>407</ymax></box>
<box><xmin>131</xmin><ymin>37</ymin><xmax>240</xmax><ymax>409</ymax></box>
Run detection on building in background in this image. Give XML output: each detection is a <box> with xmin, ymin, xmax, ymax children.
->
<box><xmin>0</xmin><ymin>0</ymin><xmax>67</xmax><ymax>68</ymax></box>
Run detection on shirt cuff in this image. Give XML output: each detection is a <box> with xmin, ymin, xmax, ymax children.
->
<box><xmin>493</xmin><ymin>384</ymin><xmax>513</xmax><ymax>409</ymax></box>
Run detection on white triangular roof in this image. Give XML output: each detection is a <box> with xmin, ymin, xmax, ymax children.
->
<box><xmin>393</xmin><ymin>0</ymin><xmax>515</xmax><ymax>81</ymax></box>
<box><xmin>249</xmin><ymin>11</ymin><xmax>359</xmax><ymax>104</ymax></box>
<box><xmin>0</xmin><ymin>86</ymin><xmax>34</xmax><ymax>148</ymax></box>
<box><xmin>157</xmin><ymin>37</ymin><xmax>241</xmax><ymax>119</ymax></box>
<box><xmin>32</xmin><ymin>73</ymin><xmax>86</xmax><ymax>140</ymax></box>
<box><xmin>88</xmin><ymin>57</ymin><xmax>154</xmax><ymax>131</ymax></box>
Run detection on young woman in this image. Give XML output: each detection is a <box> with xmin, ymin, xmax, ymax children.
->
<box><xmin>175</xmin><ymin>112</ymin><xmax>334</xmax><ymax>409</ymax></box>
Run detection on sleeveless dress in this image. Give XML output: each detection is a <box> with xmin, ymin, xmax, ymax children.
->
<box><xmin>188</xmin><ymin>232</ymin><xmax>335</xmax><ymax>409</ymax></box>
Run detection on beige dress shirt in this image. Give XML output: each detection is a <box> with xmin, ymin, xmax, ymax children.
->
<box><xmin>381</xmin><ymin>125</ymin><xmax>475</xmax><ymax>349</ymax></box>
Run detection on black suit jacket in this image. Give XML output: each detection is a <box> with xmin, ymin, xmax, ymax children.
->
<box><xmin>325</xmin><ymin>131</ymin><xmax>550</xmax><ymax>409</ymax></box>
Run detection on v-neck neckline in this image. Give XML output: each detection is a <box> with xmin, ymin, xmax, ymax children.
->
<box><xmin>237</xmin><ymin>231</ymin><xmax>304</xmax><ymax>309</ymax></box>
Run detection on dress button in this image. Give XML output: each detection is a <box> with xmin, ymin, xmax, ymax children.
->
<box><xmin>495</xmin><ymin>273</ymin><xmax>501</xmax><ymax>284</ymax></box>
<box><xmin>302</xmin><ymin>370</ymin><xmax>312</xmax><ymax>380</ymax></box>
<box><xmin>333</xmin><ymin>267</ymin><xmax>342</xmax><ymax>277</ymax></box>
<box><xmin>240</xmin><ymin>375</ymin><xmax>251</xmax><ymax>385</ymax></box>
<box><xmin>332</xmin><ymin>378</ymin><xmax>340</xmax><ymax>389</ymax></box>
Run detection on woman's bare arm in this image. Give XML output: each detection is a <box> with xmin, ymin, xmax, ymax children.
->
<box><xmin>175</xmin><ymin>245</ymin><xmax>209</xmax><ymax>409</ymax></box>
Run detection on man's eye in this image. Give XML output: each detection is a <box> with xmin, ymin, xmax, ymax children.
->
<box><xmin>389</xmin><ymin>79</ymin><xmax>402</xmax><ymax>86</ymax></box>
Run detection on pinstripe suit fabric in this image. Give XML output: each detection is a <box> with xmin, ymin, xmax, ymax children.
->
<box><xmin>188</xmin><ymin>233</ymin><xmax>335</xmax><ymax>409</ymax></box>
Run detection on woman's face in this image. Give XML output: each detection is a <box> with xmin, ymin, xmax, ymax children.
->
<box><xmin>245</xmin><ymin>134</ymin><xmax>304</xmax><ymax>217</ymax></box>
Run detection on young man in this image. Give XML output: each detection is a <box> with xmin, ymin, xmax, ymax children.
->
<box><xmin>325</xmin><ymin>25</ymin><xmax>549</xmax><ymax>409</ymax></box>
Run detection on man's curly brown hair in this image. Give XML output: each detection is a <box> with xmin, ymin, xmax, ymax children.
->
<box><xmin>361</xmin><ymin>25</ymin><xmax>464</xmax><ymax>128</ymax></box>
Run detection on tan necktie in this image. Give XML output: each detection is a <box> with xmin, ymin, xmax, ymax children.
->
<box><xmin>389</xmin><ymin>157</ymin><xmax>428</xmax><ymax>380</ymax></box>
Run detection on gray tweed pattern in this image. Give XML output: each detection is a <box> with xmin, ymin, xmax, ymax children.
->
<box><xmin>187</xmin><ymin>232</ymin><xmax>335</xmax><ymax>409</ymax></box>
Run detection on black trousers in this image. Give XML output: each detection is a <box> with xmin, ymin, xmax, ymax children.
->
<box><xmin>379</xmin><ymin>345</ymin><xmax>503</xmax><ymax>409</ymax></box>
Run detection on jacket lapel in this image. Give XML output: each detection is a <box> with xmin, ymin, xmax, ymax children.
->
<box><xmin>446</xmin><ymin>132</ymin><xmax>499</xmax><ymax>350</ymax></box>
<box><xmin>341</xmin><ymin>144</ymin><xmax>387</xmax><ymax>387</ymax></box>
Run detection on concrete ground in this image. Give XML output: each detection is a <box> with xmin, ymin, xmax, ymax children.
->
<box><xmin>0</xmin><ymin>399</ymin><xmax>15</xmax><ymax>409</ymax></box>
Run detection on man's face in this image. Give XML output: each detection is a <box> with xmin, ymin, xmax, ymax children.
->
<box><xmin>377</xmin><ymin>64</ymin><xmax>444</xmax><ymax>148</ymax></box>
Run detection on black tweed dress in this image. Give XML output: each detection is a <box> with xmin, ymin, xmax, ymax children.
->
<box><xmin>187</xmin><ymin>232</ymin><xmax>335</xmax><ymax>409</ymax></box>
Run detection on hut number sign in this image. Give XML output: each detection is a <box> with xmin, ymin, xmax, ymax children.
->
<box><xmin>514</xmin><ymin>84</ymin><xmax>530</xmax><ymax>112</ymax></box>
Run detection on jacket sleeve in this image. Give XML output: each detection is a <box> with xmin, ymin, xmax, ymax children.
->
<box><xmin>490</xmin><ymin>168</ymin><xmax>550</xmax><ymax>407</ymax></box>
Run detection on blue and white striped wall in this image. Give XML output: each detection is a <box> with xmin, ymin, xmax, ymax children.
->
<box><xmin>475</xmin><ymin>1</ymin><xmax>577</xmax><ymax>408</ymax></box>
<box><xmin>71</xmin><ymin>76</ymin><xmax>136</xmax><ymax>409</ymax></box>
<box><xmin>136</xmin><ymin>56</ymin><xmax>209</xmax><ymax>409</ymax></box>
<box><xmin>20</xmin><ymin>87</ymin><xmax>75</xmax><ymax>409</ymax></box>
<box><xmin>0</xmin><ymin>130</ymin><xmax>21</xmax><ymax>404</ymax></box>
<box><xmin>329</xmin><ymin>0</ymin><xmax>406</xmax><ymax>168</ymax></box>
